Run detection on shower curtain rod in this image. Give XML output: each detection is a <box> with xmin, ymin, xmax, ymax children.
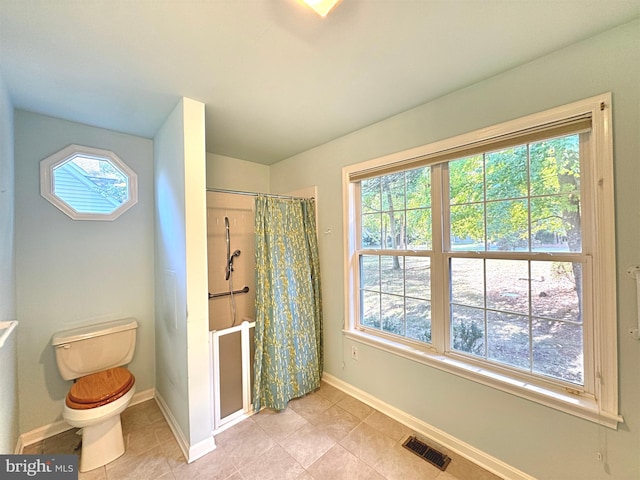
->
<box><xmin>207</xmin><ymin>187</ymin><xmax>314</xmax><ymax>200</ymax></box>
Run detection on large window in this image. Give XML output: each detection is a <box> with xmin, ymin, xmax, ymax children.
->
<box><xmin>343</xmin><ymin>94</ymin><xmax>620</xmax><ymax>427</ymax></box>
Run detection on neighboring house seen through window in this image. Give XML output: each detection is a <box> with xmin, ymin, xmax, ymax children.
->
<box><xmin>40</xmin><ymin>145</ymin><xmax>138</xmax><ymax>221</ymax></box>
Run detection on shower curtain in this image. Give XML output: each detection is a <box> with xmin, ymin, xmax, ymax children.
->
<box><xmin>253</xmin><ymin>195</ymin><xmax>323</xmax><ymax>411</ymax></box>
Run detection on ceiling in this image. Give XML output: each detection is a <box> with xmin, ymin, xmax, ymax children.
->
<box><xmin>1</xmin><ymin>1</ymin><xmax>638</xmax><ymax>165</ymax></box>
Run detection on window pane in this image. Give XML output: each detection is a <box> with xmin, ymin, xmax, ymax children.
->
<box><xmin>487</xmin><ymin>311</ymin><xmax>530</xmax><ymax>370</ymax></box>
<box><xmin>533</xmin><ymin>318</ymin><xmax>583</xmax><ymax>385</ymax></box>
<box><xmin>381</xmin><ymin>293</ymin><xmax>404</xmax><ymax>336</ymax></box>
<box><xmin>358</xmin><ymin>168</ymin><xmax>433</xmax><ymax>347</ymax></box>
<box><xmin>450</xmin><ymin>204</ymin><xmax>485</xmax><ymax>251</ymax></box>
<box><xmin>531</xmin><ymin>261</ymin><xmax>582</xmax><ymax>323</ymax></box>
<box><xmin>381</xmin><ymin>255</ymin><xmax>404</xmax><ymax>295</ymax></box>
<box><xmin>362</xmin><ymin>213</ymin><xmax>381</xmax><ymax>248</ymax></box>
<box><xmin>449</xmin><ymin>155</ymin><xmax>484</xmax><ymax>204</ymax></box>
<box><xmin>53</xmin><ymin>156</ymin><xmax>129</xmax><ymax>214</ymax></box>
<box><xmin>485</xmin><ymin>145</ymin><xmax>527</xmax><ymax>200</ymax></box>
<box><xmin>448</xmin><ymin>133</ymin><xmax>583</xmax><ymax>256</ymax></box>
<box><xmin>362</xmin><ymin>291</ymin><xmax>380</xmax><ymax>329</ymax></box>
<box><xmin>529</xmin><ymin>135</ymin><xmax>580</xmax><ymax>197</ymax></box>
<box><xmin>360</xmin><ymin>255</ymin><xmax>380</xmax><ymax>290</ymax></box>
<box><xmin>406</xmin><ymin>298</ymin><xmax>431</xmax><ymax>343</ymax></box>
<box><xmin>406</xmin><ymin>208</ymin><xmax>432</xmax><ymax>250</ymax></box>
<box><xmin>529</xmin><ymin>135</ymin><xmax>582</xmax><ymax>254</ymax></box>
<box><xmin>405</xmin><ymin>256</ymin><xmax>430</xmax><ymax>300</ymax></box>
<box><xmin>487</xmin><ymin>199</ymin><xmax>528</xmax><ymax>251</ymax></box>
<box><xmin>449</xmin><ymin>258</ymin><xmax>584</xmax><ymax>383</ymax></box>
<box><xmin>485</xmin><ymin>259</ymin><xmax>529</xmax><ymax>315</ymax></box>
<box><xmin>380</xmin><ymin>172</ymin><xmax>405</xmax><ymax>211</ymax></box>
<box><xmin>382</xmin><ymin>212</ymin><xmax>405</xmax><ymax>249</ymax></box>
<box><xmin>450</xmin><ymin>258</ymin><xmax>484</xmax><ymax>307</ymax></box>
<box><xmin>361</xmin><ymin>178</ymin><xmax>381</xmax><ymax>213</ymax></box>
<box><xmin>531</xmin><ymin>196</ymin><xmax>573</xmax><ymax>252</ymax></box>
<box><xmin>451</xmin><ymin>304</ymin><xmax>485</xmax><ymax>357</ymax></box>
<box><xmin>406</xmin><ymin>167</ymin><xmax>430</xmax><ymax>208</ymax></box>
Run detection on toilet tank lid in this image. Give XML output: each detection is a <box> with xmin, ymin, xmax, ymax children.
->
<box><xmin>52</xmin><ymin>318</ymin><xmax>138</xmax><ymax>346</ymax></box>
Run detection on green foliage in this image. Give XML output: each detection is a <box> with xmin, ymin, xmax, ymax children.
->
<box><xmin>448</xmin><ymin>134</ymin><xmax>581</xmax><ymax>251</ymax></box>
<box><xmin>361</xmin><ymin>134</ymin><xmax>581</xmax><ymax>253</ymax></box>
<box><xmin>449</xmin><ymin>155</ymin><xmax>484</xmax><ymax>204</ymax></box>
<box><xmin>361</xmin><ymin>167</ymin><xmax>431</xmax><ymax>249</ymax></box>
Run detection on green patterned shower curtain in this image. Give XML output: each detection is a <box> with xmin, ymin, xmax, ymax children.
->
<box><xmin>253</xmin><ymin>195</ymin><xmax>323</xmax><ymax>411</ymax></box>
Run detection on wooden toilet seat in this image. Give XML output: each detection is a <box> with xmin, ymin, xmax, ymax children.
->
<box><xmin>66</xmin><ymin>367</ymin><xmax>135</xmax><ymax>410</ymax></box>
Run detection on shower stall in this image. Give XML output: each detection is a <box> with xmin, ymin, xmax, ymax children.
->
<box><xmin>206</xmin><ymin>191</ymin><xmax>256</xmax><ymax>431</ymax></box>
<box><xmin>206</xmin><ymin>186</ymin><xmax>319</xmax><ymax>431</ymax></box>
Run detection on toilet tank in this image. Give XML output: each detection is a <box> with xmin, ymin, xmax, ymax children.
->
<box><xmin>52</xmin><ymin>318</ymin><xmax>138</xmax><ymax>381</ymax></box>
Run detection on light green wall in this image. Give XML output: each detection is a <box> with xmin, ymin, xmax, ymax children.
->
<box><xmin>0</xmin><ymin>72</ymin><xmax>18</xmax><ymax>454</ymax></box>
<box><xmin>270</xmin><ymin>20</ymin><xmax>640</xmax><ymax>480</ymax></box>
<box><xmin>14</xmin><ymin>111</ymin><xmax>156</xmax><ymax>433</ymax></box>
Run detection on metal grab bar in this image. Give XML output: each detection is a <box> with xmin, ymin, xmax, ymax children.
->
<box><xmin>209</xmin><ymin>286</ymin><xmax>250</xmax><ymax>299</ymax></box>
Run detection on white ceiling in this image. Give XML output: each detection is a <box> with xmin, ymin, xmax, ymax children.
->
<box><xmin>1</xmin><ymin>1</ymin><xmax>638</xmax><ymax>165</ymax></box>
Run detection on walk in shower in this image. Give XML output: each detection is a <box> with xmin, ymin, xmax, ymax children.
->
<box><xmin>207</xmin><ymin>186</ymin><xmax>321</xmax><ymax>431</ymax></box>
<box><xmin>206</xmin><ymin>191</ymin><xmax>256</xmax><ymax>431</ymax></box>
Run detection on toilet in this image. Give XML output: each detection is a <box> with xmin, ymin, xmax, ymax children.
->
<box><xmin>51</xmin><ymin>318</ymin><xmax>138</xmax><ymax>472</ymax></box>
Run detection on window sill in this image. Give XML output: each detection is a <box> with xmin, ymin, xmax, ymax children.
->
<box><xmin>343</xmin><ymin>329</ymin><xmax>623</xmax><ymax>429</ymax></box>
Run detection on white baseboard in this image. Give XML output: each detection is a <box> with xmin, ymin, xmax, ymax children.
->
<box><xmin>187</xmin><ymin>436</ymin><xmax>217</xmax><ymax>464</ymax></box>
<box><xmin>154</xmin><ymin>391</ymin><xmax>216</xmax><ymax>464</ymax></box>
<box><xmin>16</xmin><ymin>388</ymin><xmax>156</xmax><ymax>453</ymax></box>
<box><xmin>154</xmin><ymin>391</ymin><xmax>190</xmax><ymax>461</ymax></box>
<box><xmin>129</xmin><ymin>387</ymin><xmax>155</xmax><ymax>406</ymax></box>
<box><xmin>322</xmin><ymin>373</ymin><xmax>536</xmax><ymax>480</ymax></box>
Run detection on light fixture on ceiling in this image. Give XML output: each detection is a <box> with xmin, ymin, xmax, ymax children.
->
<box><xmin>302</xmin><ymin>0</ymin><xmax>342</xmax><ymax>17</ymax></box>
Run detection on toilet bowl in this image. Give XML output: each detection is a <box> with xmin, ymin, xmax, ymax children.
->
<box><xmin>63</xmin><ymin>368</ymin><xmax>136</xmax><ymax>472</ymax></box>
<box><xmin>52</xmin><ymin>318</ymin><xmax>138</xmax><ymax>472</ymax></box>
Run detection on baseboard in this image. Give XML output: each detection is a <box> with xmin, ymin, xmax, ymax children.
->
<box><xmin>129</xmin><ymin>387</ymin><xmax>155</xmax><ymax>406</ymax></box>
<box><xmin>322</xmin><ymin>373</ymin><xmax>536</xmax><ymax>480</ymax></box>
<box><xmin>13</xmin><ymin>436</ymin><xmax>23</xmax><ymax>455</ymax></box>
<box><xmin>187</xmin><ymin>436</ymin><xmax>216</xmax><ymax>464</ymax></box>
<box><xmin>154</xmin><ymin>391</ymin><xmax>190</xmax><ymax>461</ymax></box>
<box><xmin>154</xmin><ymin>391</ymin><xmax>216</xmax><ymax>463</ymax></box>
<box><xmin>16</xmin><ymin>388</ymin><xmax>156</xmax><ymax>453</ymax></box>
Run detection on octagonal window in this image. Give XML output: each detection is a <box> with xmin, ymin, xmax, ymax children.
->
<box><xmin>40</xmin><ymin>144</ymin><xmax>138</xmax><ymax>221</ymax></box>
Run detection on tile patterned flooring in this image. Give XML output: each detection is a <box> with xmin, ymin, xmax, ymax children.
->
<box><xmin>24</xmin><ymin>381</ymin><xmax>502</xmax><ymax>480</ymax></box>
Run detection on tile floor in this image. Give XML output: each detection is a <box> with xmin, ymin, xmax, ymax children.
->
<box><xmin>24</xmin><ymin>381</ymin><xmax>502</xmax><ymax>480</ymax></box>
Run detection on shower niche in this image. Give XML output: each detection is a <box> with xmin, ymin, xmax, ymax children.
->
<box><xmin>206</xmin><ymin>191</ymin><xmax>256</xmax><ymax>431</ymax></box>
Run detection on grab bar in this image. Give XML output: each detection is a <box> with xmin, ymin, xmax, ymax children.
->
<box><xmin>209</xmin><ymin>286</ymin><xmax>250</xmax><ymax>299</ymax></box>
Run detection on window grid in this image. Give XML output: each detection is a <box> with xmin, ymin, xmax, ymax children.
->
<box><xmin>357</xmin><ymin>135</ymin><xmax>588</xmax><ymax>390</ymax></box>
<box><xmin>359</xmin><ymin>252</ymin><xmax>433</xmax><ymax>346</ymax></box>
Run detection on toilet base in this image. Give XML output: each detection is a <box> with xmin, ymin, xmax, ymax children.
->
<box><xmin>79</xmin><ymin>414</ymin><xmax>125</xmax><ymax>472</ymax></box>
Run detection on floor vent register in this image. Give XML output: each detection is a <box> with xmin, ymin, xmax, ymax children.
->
<box><xmin>402</xmin><ymin>436</ymin><xmax>451</xmax><ymax>471</ymax></box>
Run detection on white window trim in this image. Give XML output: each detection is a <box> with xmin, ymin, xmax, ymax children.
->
<box><xmin>40</xmin><ymin>144</ymin><xmax>138</xmax><ymax>221</ymax></box>
<box><xmin>342</xmin><ymin>93</ymin><xmax>621</xmax><ymax>429</ymax></box>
